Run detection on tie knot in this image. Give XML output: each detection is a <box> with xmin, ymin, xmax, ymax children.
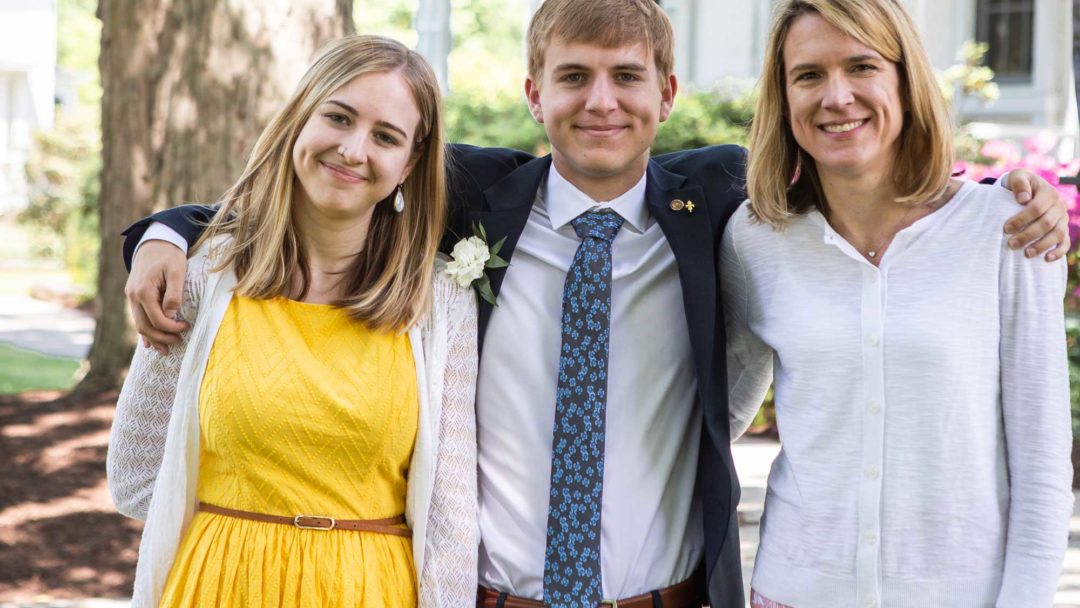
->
<box><xmin>571</xmin><ymin>210</ymin><xmax>624</xmax><ymax>243</ymax></box>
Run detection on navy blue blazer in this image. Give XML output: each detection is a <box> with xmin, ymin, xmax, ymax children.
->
<box><xmin>121</xmin><ymin>143</ymin><xmax>750</xmax><ymax>608</ymax></box>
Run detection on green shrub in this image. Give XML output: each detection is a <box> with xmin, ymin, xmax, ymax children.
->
<box><xmin>444</xmin><ymin>86</ymin><xmax>754</xmax><ymax>155</ymax></box>
<box><xmin>653</xmin><ymin>87</ymin><xmax>753</xmax><ymax>154</ymax></box>
<box><xmin>18</xmin><ymin>109</ymin><xmax>100</xmax><ymax>298</ymax></box>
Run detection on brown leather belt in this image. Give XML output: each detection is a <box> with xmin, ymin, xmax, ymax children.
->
<box><xmin>476</xmin><ymin>568</ymin><xmax>705</xmax><ymax>608</ymax></box>
<box><xmin>197</xmin><ymin>502</ymin><xmax>411</xmax><ymax>537</ymax></box>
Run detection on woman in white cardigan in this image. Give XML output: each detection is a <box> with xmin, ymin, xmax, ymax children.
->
<box><xmin>724</xmin><ymin>1</ymin><xmax>1073</xmax><ymax>607</ymax></box>
<box><xmin>107</xmin><ymin>35</ymin><xmax>478</xmax><ymax>607</ymax></box>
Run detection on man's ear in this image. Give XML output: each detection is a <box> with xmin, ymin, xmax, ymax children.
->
<box><xmin>659</xmin><ymin>73</ymin><xmax>678</xmax><ymax>123</ymax></box>
<box><xmin>525</xmin><ymin>76</ymin><xmax>545</xmax><ymax>124</ymax></box>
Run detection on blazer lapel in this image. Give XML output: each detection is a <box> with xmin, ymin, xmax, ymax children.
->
<box><xmin>645</xmin><ymin>161</ymin><xmax>717</xmax><ymax>397</ymax></box>
<box><xmin>467</xmin><ymin>155</ymin><xmax>553</xmax><ymax>340</ymax></box>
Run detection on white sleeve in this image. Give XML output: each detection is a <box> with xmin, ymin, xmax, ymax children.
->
<box><xmin>994</xmin><ymin>236</ymin><xmax>1073</xmax><ymax>606</ymax></box>
<box><xmin>133</xmin><ymin>222</ymin><xmax>189</xmax><ymax>263</ymax></box>
<box><xmin>418</xmin><ymin>274</ymin><xmax>479</xmax><ymax>607</ymax></box>
<box><xmin>106</xmin><ymin>255</ymin><xmax>207</xmax><ymax>519</ymax></box>
<box><xmin>720</xmin><ymin>208</ymin><xmax>775</xmax><ymax>441</ymax></box>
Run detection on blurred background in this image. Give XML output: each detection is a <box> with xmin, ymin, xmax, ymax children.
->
<box><xmin>0</xmin><ymin>0</ymin><xmax>1077</xmax><ymax>605</ymax></box>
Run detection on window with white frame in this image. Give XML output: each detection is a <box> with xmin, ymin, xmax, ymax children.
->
<box><xmin>974</xmin><ymin>0</ymin><xmax>1035</xmax><ymax>83</ymax></box>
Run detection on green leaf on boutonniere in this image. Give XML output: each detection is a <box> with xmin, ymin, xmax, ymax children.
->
<box><xmin>486</xmin><ymin>253</ymin><xmax>509</xmax><ymax>269</ymax></box>
<box><xmin>475</xmin><ymin>221</ymin><xmax>488</xmax><ymax>241</ymax></box>
<box><xmin>475</xmin><ymin>273</ymin><xmax>497</xmax><ymax>306</ymax></box>
<box><xmin>490</xmin><ymin>236</ymin><xmax>506</xmax><ymax>256</ymax></box>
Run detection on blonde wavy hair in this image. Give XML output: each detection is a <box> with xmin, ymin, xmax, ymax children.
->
<box><xmin>746</xmin><ymin>0</ymin><xmax>953</xmax><ymax>227</ymax></box>
<box><xmin>195</xmin><ymin>35</ymin><xmax>446</xmax><ymax>331</ymax></box>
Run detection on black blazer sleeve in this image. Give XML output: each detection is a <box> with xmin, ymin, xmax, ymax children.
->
<box><xmin>121</xmin><ymin>203</ymin><xmax>219</xmax><ymax>271</ymax></box>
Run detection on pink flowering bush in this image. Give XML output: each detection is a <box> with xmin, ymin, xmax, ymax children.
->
<box><xmin>954</xmin><ymin>135</ymin><xmax>1080</xmax><ymax>308</ymax></box>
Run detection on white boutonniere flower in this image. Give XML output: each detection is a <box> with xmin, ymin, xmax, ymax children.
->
<box><xmin>445</xmin><ymin>222</ymin><xmax>507</xmax><ymax>305</ymax></box>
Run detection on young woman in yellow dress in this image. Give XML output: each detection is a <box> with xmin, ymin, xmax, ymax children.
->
<box><xmin>107</xmin><ymin>35</ymin><xmax>479</xmax><ymax>607</ymax></box>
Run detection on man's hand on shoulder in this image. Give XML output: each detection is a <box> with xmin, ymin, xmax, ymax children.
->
<box><xmin>1000</xmin><ymin>168</ymin><xmax>1072</xmax><ymax>261</ymax></box>
<box><xmin>125</xmin><ymin>240</ymin><xmax>190</xmax><ymax>354</ymax></box>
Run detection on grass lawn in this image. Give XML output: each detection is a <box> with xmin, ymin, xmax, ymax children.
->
<box><xmin>0</xmin><ymin>343</ymin><xmax>81</xmax><ymax>393</ymax></box>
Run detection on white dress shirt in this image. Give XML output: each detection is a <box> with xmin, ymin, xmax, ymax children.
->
<box><xmin>721</xmin><ymin>181</ymin><xmax>1072</xmax><ymax>608</ymax></box>
<box><xmin>477</xmin><ymin>166</ymin><xmax>702</xmax><ymax>599</ymax></box>
<box><xmin>137</xmin><ymin>165</ymin><xmax>705</xmax><ymax>600</ymax></box>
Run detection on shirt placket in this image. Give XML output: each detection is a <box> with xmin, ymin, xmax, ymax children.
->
<box><xmin>856</xmin><ymin>262</ymin><xmax>885</xmax><ymax>608</ymax></box>
<box><xmin>823</xmin><ymin>226</ymin><xmax>886</xmax><ymax>607</ymax></box>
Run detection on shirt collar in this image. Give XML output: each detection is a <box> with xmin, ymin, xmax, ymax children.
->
<box><xmin>544</xmin><ymin>164</ymin><xmax>650</xmax><ymax>234</ymax></box>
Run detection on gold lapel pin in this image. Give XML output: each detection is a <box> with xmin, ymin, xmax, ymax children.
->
<box><xmin>669</xmin><ymin>199</ymin><xmax>685</xmax><ymax>211</ymax></box>
<box><xmin>686</xmin><ymin>200</ymin><xmax>695</xmax><ymax>213</ymax></box>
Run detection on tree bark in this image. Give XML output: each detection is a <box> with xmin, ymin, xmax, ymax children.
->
<box><xmin>80</xmin><ymin>0</ymin><xmax>353</xmax><ymax>394</ymax></box>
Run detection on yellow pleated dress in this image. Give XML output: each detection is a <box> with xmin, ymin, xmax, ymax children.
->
<box><xmin>159</xmin><ymin>295</ymin><xmax>419</xmax><ymax>607</ymax></box>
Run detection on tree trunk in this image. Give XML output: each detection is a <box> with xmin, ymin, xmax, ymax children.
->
<box><xmin>79</xmin><ymin>0</ymin><xmax>354</xmax><ymax>394</ymax></box>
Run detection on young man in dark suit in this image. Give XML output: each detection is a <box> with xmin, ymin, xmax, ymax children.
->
<box><xmin>120</xmin><ymin>2</ymin><xmax>1070</xmax><ymax>606</ymax></box>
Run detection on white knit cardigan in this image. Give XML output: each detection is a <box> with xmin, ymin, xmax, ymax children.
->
<box><xmin>107</xmin><ymin>240</ymin><xmax>479</xmax><ymax>607</ymax></box>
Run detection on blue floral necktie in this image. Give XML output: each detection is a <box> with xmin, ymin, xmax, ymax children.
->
<box><xmin>543</xmin><ymin>209</ymin><xmax>625</xmax><ymax>608</ymax></box>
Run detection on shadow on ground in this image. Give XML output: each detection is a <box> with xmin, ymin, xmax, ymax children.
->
<box><xmin>0</xmin><ymin>390</ymin><xmax>140</xmax><ymax>601</ymax></box>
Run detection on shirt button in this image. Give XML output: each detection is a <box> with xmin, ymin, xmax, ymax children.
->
<box><xmin>868</xmin><ymin>400</ymin><xmax>882</xmax><ymax>414</ymax></box>
<box><xmin>863</xmin><ymin>532</ymin><xmax>878</xmax><ymax>546</ymax></box>
<box><xmin>866</xmin><ymin>465</ymin><xmax>880</xmax><ymax>480</ymax></box>
<box><xmin>867</xmin><ymin>333</ymin><xmax>880</xmax><ymax>346</ymax></box>
<box><xmin>864</xmin><ymin>596</ymin><xmax>877</xmax><ymax>608</ymax></box>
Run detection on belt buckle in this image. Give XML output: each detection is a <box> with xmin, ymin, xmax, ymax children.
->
<box><xmin>599</xmin><ymin>601</ymin><xmax>618</xmax><ymax>608</ymax></box>
<box><xmin>293</xmin><ymin>514</ymin><xmax>336</xmax><ymax>530</ymax></box>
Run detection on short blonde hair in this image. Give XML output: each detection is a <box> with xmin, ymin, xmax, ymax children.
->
<box><xmin>526</xmin><ymin>0</ymin><xmax>675</xmax><ymax>82</ymax></box>
<box><xmin>746</xmin><ymin>0</ymin><xmax>953</xmax><ymax>227</ymax></box>
<box><xmin>196</xmin><ymin>35</ymin><xmax>446</xmax><ymax>331</ymax></box>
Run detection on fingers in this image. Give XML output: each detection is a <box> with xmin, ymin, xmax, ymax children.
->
<box><xmin>162</xmin><ymin>263</ymin><xmax>186</xmax><ymax>320</ymax></box>
<box><xmin>1005</xmin><ymin>169</ymin><xmax>1034</xmax><ymax>204</ymax></box>
<box><xmin>1009</xmin><ymin>209</ymin><xmax>1068</xmax><ymax>260</ymax></box>
<box><xmin>1003</xmin><ymin>194</ymin><xmax>1047</xmax><ymax>238</ymax></box>
<box><xmin>124</xmin><ymin>240</ymin><xmax>190</xmax><ymax>355</ymax></box>
<box><xmin>129</xmin><ymin>298</ymin><xmax>181</xmax><ymax>355</ymax></box>
<box><xmin>1041</xmin><ymin>238</ymin><xmax>1071</xmax><ymax>263</ymax></box>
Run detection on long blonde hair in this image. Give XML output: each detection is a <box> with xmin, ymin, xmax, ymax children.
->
<box><xmin>746</xmin><ymin>0</ymin><xmax>953</xmax><ymax>228</ymax></box>
<box><xmin>196</xmin><ymin>35</ymin><xmax>446</xmax><ymax>331</ymax></box>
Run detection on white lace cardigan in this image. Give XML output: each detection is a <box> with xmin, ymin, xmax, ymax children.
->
<box><xmin>107</xmin><ymin>240</ymin><xmax>479</xmax><ymax>607</ymax></box>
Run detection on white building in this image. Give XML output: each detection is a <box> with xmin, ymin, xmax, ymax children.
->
<box><xmin>415</xmin><ymin>0</ymin><xmax>1076</xmax><ymax>156</ymax></box>
<box><xmin>0</xmin><ymin>0</ymin><xmax>57</xmax><ymax>212</ymax></box>
<box><xmin>662</xmin><ymin>0</ymin><xmax>1077</xmax><ymax>156</ymax></box>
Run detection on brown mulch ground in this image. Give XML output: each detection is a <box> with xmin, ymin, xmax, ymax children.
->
<box><xmin>0</xmin><ymin>390</ymin><xmax>140</xmax><ymax>601</ymax></box>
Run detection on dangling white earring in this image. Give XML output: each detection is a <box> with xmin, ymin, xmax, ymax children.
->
<box><xmin>393</xmin><ymin>185</ymin><xmax>405</xmax><ymax>213</ymax></box>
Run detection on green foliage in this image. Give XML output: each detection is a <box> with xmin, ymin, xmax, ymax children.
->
<box><xmin>445</xmin><ymin>86</ymin><xmax>754</xmax><ymax>155</ymax></box>
<box><xmin>18</xmin><ymin>109</ymin><xmax>101</xmax><ymax>298</ymax></box>
<box><xmin>0</xmin><ymin>343</ymin><xmax>80</xmax><ymax>394</ymax></box>
<box><xmin>57</xmin><ymin>0</ymin><xmax>102</xmax><ymax>106</ymax></box>
<box><xmin>653</xmin><ymin>87</ymin><xmax>753</xmax><ymax>155</ymax></box>
<box><xmin>444</xmin><ymin>89</ymin><xmax>546</xmax><ymax>152</ymax></box>
<box><xmin>355</xmin><ymin>0</ymin><xmax>417</xmax><ymax>45</ymax></box>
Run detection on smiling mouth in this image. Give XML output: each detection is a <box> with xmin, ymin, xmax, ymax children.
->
<box><xmin>578</xmin><ymin>125</ymin><xmax>627</xmax><ymax>136</ymax></box>
<box><xmin>820</xmin><ymin>119</ymin><xmax>868</xmax><ymax>134</ymax></box>
<box><xmin>320</xmin><ymin>161</ymin><xmax>367</xmax><ymax>183</ymax></box>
